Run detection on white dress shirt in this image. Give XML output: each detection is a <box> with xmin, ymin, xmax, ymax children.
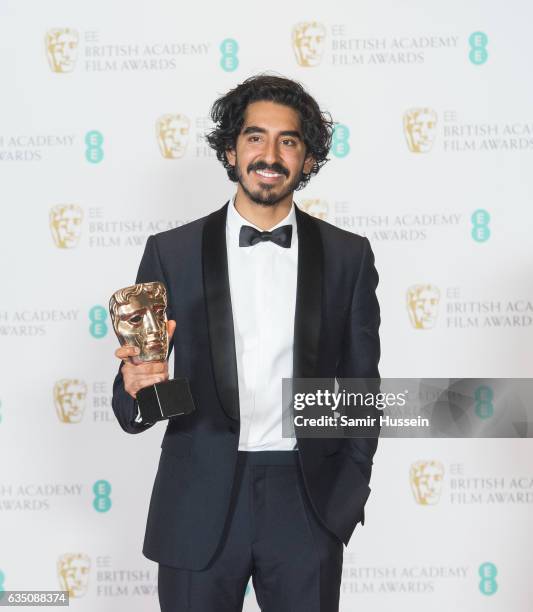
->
<box><xmin>226</xmin><ymin>196</ymin><xmax>298</xmax><ymax>451</ymax></box>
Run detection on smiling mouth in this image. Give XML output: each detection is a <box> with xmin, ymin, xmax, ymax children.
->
<box><xmin>254</xmin><ymin>169</ymin><xmax>284</xmax><ymax>180</ymax></box>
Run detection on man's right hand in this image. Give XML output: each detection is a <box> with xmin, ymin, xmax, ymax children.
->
<box><xmin>114</xmin><ymin>320</ymin><xmax>176</xmax><ymax>399</ymax></box>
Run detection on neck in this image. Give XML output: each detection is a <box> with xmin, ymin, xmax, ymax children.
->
<box><xmin>234</xmin><ymin>185</ymin><xmax>293</xmax><ymax>230</ymax></box>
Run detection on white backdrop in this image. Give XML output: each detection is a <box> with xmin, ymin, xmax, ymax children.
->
<box><xmin>1</xmin><ymin>0</ymin><xmax>532</xmax><ymax>610</ymax></box>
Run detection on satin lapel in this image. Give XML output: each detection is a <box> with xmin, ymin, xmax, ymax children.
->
<box><xmin>293</xmin><ymin>205</ymin><xmax>323</xmax><ymax>379</ymax></box>
<box><xmin>202</xmin><ymin>201</ymin><xmax>240</xmax><ymax>421</ymax></box>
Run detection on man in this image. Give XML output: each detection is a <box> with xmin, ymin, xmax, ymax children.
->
<box><xmin>112</xmin><ymin>74</ymin><xmax>380</xmax><ymax>612</ymax></box>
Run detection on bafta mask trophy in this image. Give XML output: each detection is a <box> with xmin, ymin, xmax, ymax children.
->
<box><xmin>109</xmin><ymin>281</ymin><xmax>195</xmax><ymax>424</ymax></box>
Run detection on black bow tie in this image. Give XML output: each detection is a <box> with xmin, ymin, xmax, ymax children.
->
<box><xmin>239</xmin><ymin>224</ymin><xmax>293</xmax><ymax>248</ymax></box>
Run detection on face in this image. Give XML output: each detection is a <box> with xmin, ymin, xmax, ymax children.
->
<box><xmin>110</xmin><ymin>283</ymin><xmax>168</xmax><ymax>362</ymax></box>
<box><xmin>58</xmin><ymin>554</ymin><xmax>90</xmax><ymax>597</ymax></box>
<box><xmin>226</xmin><ymin>101</ymin><xmax>314</xmax><ymax>207</ymax></box>
<box><xmin>47</xmin><ymin>29</ymin><xmax>78</xmax><ymax>73</ymax></box>
<box><xmin>413</xmin><ymin>288</ymin><xmax>440</xmax><ymax>328</ymax></box>
<box><xmin>293</xmin><ymin>23</ymin><xmax>326</xmax><ymax>67</ymax></box>
<box><xmin>50</xmin><ymin>205</ymin><xmax>83</xmax><ymax>248</ymax></box>
<box><xmin>157</xmin><ymin>114</ymin><xmax>190</xmax><ymax>159</ymax></box>
<box><xmin>407</xmin><ymin>285</ymin><xmax>440</xmax><ymax>329</ymax></box>
<box><xmin>404</xmin><ymin>109</ymin><xmax>437</xmax><ymax>153</ymax></box>
<box><xmin>55</xmin><ymin>380</ymin><xmax>87</xmax><ymax>423</ymax></box>
<box><xmin>411</xmin><ymin>462</ymin><xmax>444</xmax><ymax>504</ymax></box>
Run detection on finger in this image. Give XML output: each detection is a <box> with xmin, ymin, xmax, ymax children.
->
<box><xmin>115</xmin><ymin>345</ymin><xmax>140</xmax><ymax>360</ymax></box>
<box><xmin>138</xmin><ymin>362</ymin><xmax>168</xmax><ymax>374</ymax></box>
<box><xmin>132</xmin><ymin>375</ymin><xmax>169</xmax><ymax>394</ymax></box>
<box><xmin>167</xmin><ymin>320</ymin><xmax>176</xmax><ymax>342</ymax></box>
<box><xmin>122</xmin><ymin>355</ymin><xmax>167</xmax><ymax>371</ymax></box>
<box><xmin>122</xmin><ymin>362</ymin><xmax>168</xmax><ymax>377</ymax></box>
<box><xmin>126</xmin><ymin>372</ymin><xmax>169</xmax><ymax>399</ymax></box>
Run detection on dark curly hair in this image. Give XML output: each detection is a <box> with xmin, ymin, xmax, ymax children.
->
<box><xmin>206</xmin><ymin>74</ymin><xmax>334</xmax><ymax>190</ymax></box>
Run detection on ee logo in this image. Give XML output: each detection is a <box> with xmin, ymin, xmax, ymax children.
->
<box><xmin>471</xmin><ymin>209</ymin><xmax>490</xmax><ymax>242</ymax></box>
<box><xmin>85</xmin><ymin>130</ymin><xmax>104</xmax><ymax>164</ymax></box>
<box><xmin>469</xmin><ymin>32</ymin><xmax>488</xmax><ymax>65</ymax></box>
<box><xmin>332</xmin><ymin>124</ymin><xmax>350</xmax><ymax>158</ymax></box>
<box><xmin>93</xmin><ymin>480</ymin><xmax>112</xmax><ymax>513</ymax></box>
<box><xmin>89</xmin><ymin>305</ymin><xmax>108</xmax><ymax>338</ymax></box>
<box><xmin>474</xmin><ymin>385</ymin><xmax>494</xmax><ymax>419</ymax></box>
<box><xmin>479</xmin><ymin>562</ymin><xmax>497</xmax><ymax>595</ymax></box>
<box><xmin>220</xmin><ymin>39</ymin><xmax>239</xmax><ymax>72</ymax></box>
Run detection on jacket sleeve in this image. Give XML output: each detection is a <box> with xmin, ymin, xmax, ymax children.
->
<box><xmin>336</xmin><ymin>237</ymin><xmax>381</xmax><ymax>484</ymax></box>
<box><xmin>111</xmin><ymin>235</ymin><xmax>174</xmax><ymax>434</ymax></box>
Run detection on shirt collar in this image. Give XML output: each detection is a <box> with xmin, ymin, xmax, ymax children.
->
<box><xmin>226</xmin><ymin>194</ymin><xmax>297</xmax><ymax>242</ymax></box>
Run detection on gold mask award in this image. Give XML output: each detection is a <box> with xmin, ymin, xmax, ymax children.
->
<box><xmin>109</xmin><ymin>281</ymin><xmax>196</xmax><ymax>424</ymax></box>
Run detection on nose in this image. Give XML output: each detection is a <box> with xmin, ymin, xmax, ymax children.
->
<box><xmin>263</xmin><ymin>138</ymin><xmax>279</xmax><ymax>166</ymax></box>
<box><xmin>143</xmin><ymin>310</ymin><xmax>158</xmax><ymax>333</ymax></box>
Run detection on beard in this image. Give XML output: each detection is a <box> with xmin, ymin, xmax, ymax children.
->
<box><xmin>235</xmin><ymin>158</ymin><xmax>304</xmax><ymax>206</ymax></box>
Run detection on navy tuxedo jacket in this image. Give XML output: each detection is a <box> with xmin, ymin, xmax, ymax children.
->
<box><xmin>112</xmin><ymin>201</ymin><xmax>381</xmax><ymax>570</ymax></box>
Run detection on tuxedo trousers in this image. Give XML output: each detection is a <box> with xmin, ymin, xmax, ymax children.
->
<box><xmin>158</xmin><ymin>450</ymin><xmax>344</xmax><ymax>612</ymax></box>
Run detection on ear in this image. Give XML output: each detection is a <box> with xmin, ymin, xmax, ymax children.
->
<box><xmin>303</xmin><ymin>154</ymin><xmax>315</xmax><ymax>175</ymax></box>
<box><xmin>226</xmin><ymin>148</ymin><xmax>236</xmax><ymax>167</ymax></box>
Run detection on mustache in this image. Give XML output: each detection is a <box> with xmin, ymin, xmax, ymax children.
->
<box><xmin>247</xmin><ymin>161</ymin><xmax>289</xmax><ymax>177</ymax></box>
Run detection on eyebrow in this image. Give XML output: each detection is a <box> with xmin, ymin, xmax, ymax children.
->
<box><xmin>118</xmin><ymin>307</ymin><xmax>146</xmax><ymax>317</ymax></box>
<box><xmin>242</xmin><ymin>126</ymin><xmax>302</xmax><ymax>139</ymax></box>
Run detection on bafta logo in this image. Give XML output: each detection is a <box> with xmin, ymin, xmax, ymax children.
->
<box><xmin>403</xmin><ymin>108</ymin><xmax>438</xmax><ymax>153</ymax></box>
<box><xmin>45</xmin><ymin>28</ymin><xmax>79</xmax><ymax>73</ymax></box>
<box><xmin>54</xmin><ymin>379</ymin><xmax>87</xmax><ymax>424</ymax></box>
<box><xmin>156</xmin><ymin>114</ymin><xmax>190</xmax><ymax>159</ymax></box>
<box><xmin>49</xmin><ymin>204</ymin><xmax>83</xmax><ymax>249</ymax></box>
<box><xmin>407</xmin><ymin>284</ymin><xmax>440</xmax><ymax>329</ymax></box>
<box><xmin>299</xmin><ymin>198</ymin><xmax>329</xmax><ymax>221</ymax></box>
<box><xmin>292</xmin><ymin>22</ymin><xmax>326</xmax><ymax>67</ymax></box>
<box><xmin>410</xmin><ymin>460</ymin><xmax>444</xmax><ymax>505</ymax></box>
<box><xmin>109</xmin><ymin>282</ymin><xmax>169</xmax><ymax>362</ymax></box>
<box><xmin>57</xmin><ymin>553</ymin><xmax>90</xmax><ymax>597</ymax></box>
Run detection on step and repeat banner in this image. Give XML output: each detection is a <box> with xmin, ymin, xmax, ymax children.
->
<box><xmin>1</xmin><ymin>0</ymin><xmax>532</xmax><ymax>610</ymax></box>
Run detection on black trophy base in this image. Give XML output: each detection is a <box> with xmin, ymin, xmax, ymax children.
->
<box><xmin>136</xmin><ymin>378</ymin><xmax>196</xmax><ymax>424</ymax></box>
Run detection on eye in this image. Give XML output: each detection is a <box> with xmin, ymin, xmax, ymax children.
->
<box><xmin>128</xmin><ymin>315</ymin><xmax>143</xmax><ymax>325</ymax></box>
<box><xmin>248</xmin><ymin>135</ymin><xmax>262</xmax><ymax>143</ymax></box>
<box><xmin>282</xmin><ymin>139</ymin><xmax>297</xmax><ymax>147</ymax></box>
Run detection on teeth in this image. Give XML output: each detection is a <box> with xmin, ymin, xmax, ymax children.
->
<box><xmin>256</xmin><ymin>170</ymin><xmax>281</xmax><ymax>177</ymax></box>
